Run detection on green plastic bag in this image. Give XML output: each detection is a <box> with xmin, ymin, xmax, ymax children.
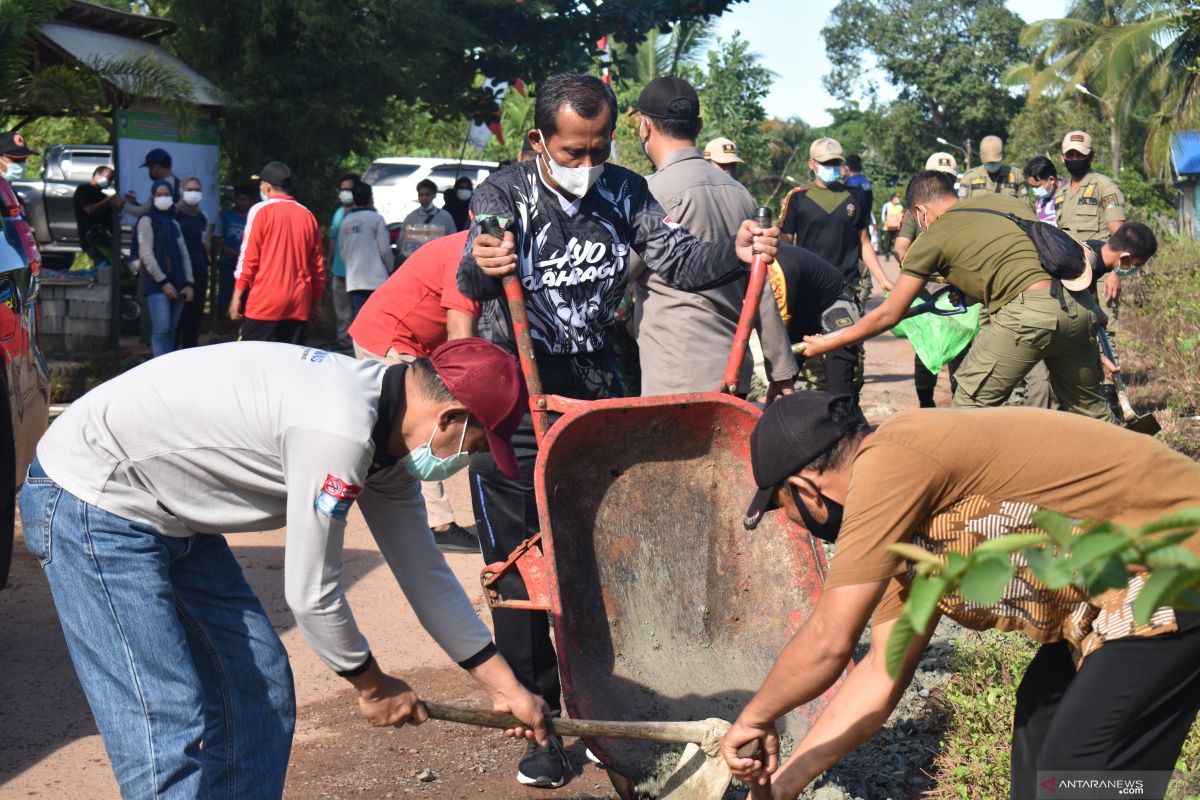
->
<box><xmin>891</xmin><ymin>299</ymin><xmax>981</xmax><ymax>374</ymax></box>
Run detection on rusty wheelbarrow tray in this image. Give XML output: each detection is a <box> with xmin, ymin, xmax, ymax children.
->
<box><xmin>477</xmin><ymin>211</ymin><xmax>844</xmax><ymax>795</ymax></box>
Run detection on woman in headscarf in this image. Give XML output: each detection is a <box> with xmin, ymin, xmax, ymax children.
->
<box><xmin>173</xmin><ymin>175</ymin><xmax>210</xmax><ymax>348</ymax></box>
<box><xmin>136</xmin><ymin>179</ymin><xmax>194</xmax><ymax>356</ymax></box>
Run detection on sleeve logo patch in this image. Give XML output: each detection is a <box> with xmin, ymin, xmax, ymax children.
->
<box><xmin>315</xmin><ymin>474</ymin><xmax>363</xmax><ymax>520</ymax></box>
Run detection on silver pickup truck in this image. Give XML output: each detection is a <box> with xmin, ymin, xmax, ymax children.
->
<box><xmin>12</xmin><ymin>144</ymin><xmax>114</xmax><ymax>270</ymax></box>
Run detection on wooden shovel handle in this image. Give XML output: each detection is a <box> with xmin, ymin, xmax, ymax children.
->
<box><xmin>420</xmin><ymin>702</ymin><xmax>720</xmax><ymax>745</ymax></box>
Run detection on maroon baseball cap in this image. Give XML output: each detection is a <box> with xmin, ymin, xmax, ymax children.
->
<box><xmin>429</xmin><ymin>338</ymin><xmax>527</xmax><ymax>479</ymax></box>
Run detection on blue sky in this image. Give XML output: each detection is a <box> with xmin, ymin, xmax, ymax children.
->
<box><xmin>712</xmin><ymin>0</ymin><xmax>1069</xmax><ymax>126</ymax></box>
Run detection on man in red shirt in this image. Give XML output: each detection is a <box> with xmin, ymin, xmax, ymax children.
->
<box><xmin>350</xmin><ymin>229</ymin><xmax>481</xmax><ymax>552</ymax></box>
<box><xmin>231</xmin><ymin>161</ymin><xmax>325</xmax><ymax>344</ymax></box>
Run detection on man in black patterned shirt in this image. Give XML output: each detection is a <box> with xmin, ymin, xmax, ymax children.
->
<box><xmin>457</xmin><ymin>73</ymin><xmax>779</xmax><ymax>789</ymax></box>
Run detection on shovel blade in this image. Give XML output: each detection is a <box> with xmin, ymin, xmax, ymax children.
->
<box><xmin>1126</xmin><ymin>414</ymin><xmax>1162</xmax><ymax>436</ymax></box>
<box><xmin>657</xmin><ymin>743</ymin><xmax>732</xmax><ymax>800</ymax></box>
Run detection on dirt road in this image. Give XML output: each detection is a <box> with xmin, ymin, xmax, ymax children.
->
<box><xmin>0</xmin><ymin>260</ymin><xmax>941</xmax><ymax>799</ymax></box>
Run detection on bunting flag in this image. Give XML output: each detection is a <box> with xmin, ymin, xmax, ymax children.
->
<box><xmin>597</xmin><ymin>36</ymin><xmax>618</xmax><ymax>163</ymax></box>
<box><xmin>467</xmin><ymin>78</ymin><xmax>508</xmax><ymax>151</ymax></box>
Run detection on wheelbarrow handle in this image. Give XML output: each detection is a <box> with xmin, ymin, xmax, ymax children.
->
<box><xmin>721</xmin><ymin>207</ymin><xmax>773</xmax><ymax>393</ymax></box>
<box><xmin>477</xmin><ymin>214</ymin><xmax>550</xmax><ymax>445</ymax></box>
<box><xmin>420</xmin><ymin>702</ymin><xmax>723</xmax><ymax>746</ymax></box>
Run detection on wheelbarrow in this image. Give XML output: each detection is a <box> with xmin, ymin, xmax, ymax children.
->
<box><xmin>477</xmin><ymin>212</ymin><xmax>843</xmax><ymax>797</ymax></box>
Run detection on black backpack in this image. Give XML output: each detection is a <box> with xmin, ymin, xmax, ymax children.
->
<box><xmin>947</xmin><ymin>207</ymin><xmax>1087</xmax><ymax>283</ymax></box>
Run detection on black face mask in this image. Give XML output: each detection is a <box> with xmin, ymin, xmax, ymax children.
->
<box><xmin>789</xmin><ymin>478</ymin><xmax>844</xmax><ymax>543</ymax></box>
<box><xmin>1064</xmin><ymin>156</ymin><xmax>1093</xmax><ymax>179</ymax></box>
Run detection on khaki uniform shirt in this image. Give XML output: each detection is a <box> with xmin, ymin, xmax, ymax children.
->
<box><xmin>959</xmin><ymin>165</ymin><xmax>1025</xmax><ymax>198</ymax></box>
<box><xmin>896</xmin><ymin>207</ymin><xmax>919</xmax><ymax>243</ymax></box>
<box><xmin>900</xmin><ymin>193</ymin><xmax>1047</xmax><ymax>314</ymax></box>
<box><xmin>1053</xmin><ymin>171</ymin><xmax>1126</xmax><ymax>242</ymax></box>
<box><xmin>631</xmin><ymin>147</ymin><xmax>796</xmax><ymax>395</ymax></box>
<box><xmin>824</xmin><ymin>408</ymin><xmax>1199</xmax><ymax>661</ymax></box>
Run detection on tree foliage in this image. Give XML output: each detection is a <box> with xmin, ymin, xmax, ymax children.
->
<box><xmin>154</xmin><ymin>0</ymin><xmax>743</xmax><ymax>206</ymax></box>
<box><xmin>823</xmin><ymin>0</ymin><xmax>1026</xmax><ymax>145</ymax></box>
<box><xmin>1014</xmin><ymin>0</ymin><xmax>1200</xmax><ymax>176</ymax></box>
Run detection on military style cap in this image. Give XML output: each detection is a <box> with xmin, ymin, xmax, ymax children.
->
<box><xmin>0</xmin><ymin>132</ymin><xmax>31</xmax><ymax>158</ymax></box>
<box><xmin>1062</xmin><ymin>130</ymin><xmax>1093</xmax><ymax>156</ymax></box>
<box><xmin>925</xmin><ymin>151</ymin><xmax>958</xmax><ymax>175</ymax></box>
<box><xmin>704</xmin><ymin>136</ymin><xmax>743</xmax><ymax>164</ymax></box>
<box><xmin>979</xmin><ymin>135</ymin><xmax>1004</xmax><ymax>163</ymax></box>
<box><xmin>809</xmin><ymin>137</ymin><xmax>844</xmax><ymax>164</ymax></box>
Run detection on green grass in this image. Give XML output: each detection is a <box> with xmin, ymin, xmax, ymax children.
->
<box><xmin>927</xmin><ymin>632</ymin><xmax>1038</xmax><ymax>800</ymax></box>
<box><xmin>927</xmin><ymin>628</ymin><xmax>1200</xmax><ymax>799</ymax></box>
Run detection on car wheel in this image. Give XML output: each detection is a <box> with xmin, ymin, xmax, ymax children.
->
<box><xmin>47</xmin><ymin>360</ymin><xmax>86</xmax><ymax>404</ymax></box>
<box><xmin>0</xmin><ymin>377</ymin><xmax>15</xmax><ymax>590</ymax></box>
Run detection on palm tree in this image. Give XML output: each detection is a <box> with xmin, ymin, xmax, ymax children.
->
<box><xmin>1</xmin><ymin>0</ymin><xmax>196</xmax><ymax>136</ymax></box>
<box><xmin>1014</xmin><ymin>0</ymin><xmax>1200</xmax><ymax>176</ymax></box>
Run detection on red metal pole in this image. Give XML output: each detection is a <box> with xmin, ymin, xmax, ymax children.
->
<box><xmin>721</xmin><ymin>207</ymin><xmax>773</xmax><ymax>393</ymax></box>
<box><xmin>502</xmin><ymin>275</ymin><xmax>550</xmax><ymax>445</ymax></box>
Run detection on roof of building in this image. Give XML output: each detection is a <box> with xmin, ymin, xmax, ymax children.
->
<box><xmin>1171</xmin><ymin>130</ymin><xmax>1200</xmax><ymax>177</ymax></box>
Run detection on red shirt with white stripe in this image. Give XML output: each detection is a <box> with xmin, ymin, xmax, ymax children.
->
<box><xmin>234</xmin><ymin>195</ymin><xmax>325</xmax><ymax>321</ymax></box>
<box><xmin>349</xmin><ymin>230</ymin><xmax>480</xmax><ymax>358</ymax></box>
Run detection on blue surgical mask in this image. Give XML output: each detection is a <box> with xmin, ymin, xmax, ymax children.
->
<box><xmin>4</xmin><ymin>161</ymin><xmax>25</xmax><ymax>181</ymax></box>
<box><xmin>985</xmin><ymin>162</ymin><xmax>1004</xmax><ymax>174</ymax></box>
<box><xmin>1032</xmin><ymin>185</ymin><xmax>1049</xmax><ymax>198</ymax></box>
<box><xmin>1114</xmin><ymin>254</ymin><xmax>1142</xmax><ymax>277</ymax></box>
<box><xmin>816</xmin><ymin>164</ymin><xmax>841</xmax><ymax>184</ymax></box>
<box><xmin>399</xmin><ymin>418</ymin><xmax>470</xmax><ymax>481</ymax></box>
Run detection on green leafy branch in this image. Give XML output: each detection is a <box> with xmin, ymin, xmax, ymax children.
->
<box><xmin>884</xmin><ymin>508</ymin><xmax>1200</xmax><ymax>677</ymax></box>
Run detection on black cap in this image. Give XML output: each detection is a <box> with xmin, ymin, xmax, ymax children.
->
<box><xmin>139</xmin><ymin>147</ymin><xmax>172</xmax><ymax>168</ymax></box>
<box><xmin>0</xmin><ymin>132</ymin><xmax>31</xmax><ymax>158</ymax></box>
<box><xmin>255</xmin><ymin>161</ymin><xmax>292</xmax><ymax>188</ymax></box>
<box><xmin>633</xmin><ymin>77</ymin><xmax>700</xmax><ymax>120</ymax></box>
<box><xmin>743</xmin><ymin>391</ymin><xmax>866</xmax><ymax>530</ymax></box>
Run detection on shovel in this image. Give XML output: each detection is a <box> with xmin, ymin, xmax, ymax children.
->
<box><xmin>788</xmin><ymin>285</ymin><xmax>967</xmax><ymax>356</ymax></box>
<box><xmin>420</xmin><ymin>702</ymin><xmax>767</xmax><ymax>799</ymax></box>
<box><xmin>1098</xmin><ymin>328</ymin><xmax>1160</xmax><ymax>435</ymax></box>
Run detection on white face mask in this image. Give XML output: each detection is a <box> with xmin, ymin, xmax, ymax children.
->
<box><xmin>338</xmin><ymin>189</ymin><xmax>353</xmax><ymax>205</ymax></box>
<box><xmin>153</xmin><ymin>195</ymin><xmax>174</xmax><ymax>211</ymax></box>
<box><xmin>182</xmin><ymin>190</ymin><xmax>202</xmax><ymax>205</ymax></box>
<box><xmin>536</xmin><ymin>129</ymin><xmax>605</xmax><ymax>198</ymax></box>
<box><xmin>456</xmin><ymin>188</ymin><xmax>473</xmax><ymax>201</ymax></box>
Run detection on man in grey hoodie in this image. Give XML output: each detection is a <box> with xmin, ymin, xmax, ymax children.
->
<box><xmin>21</xmin><ymin>338</ymin><xmax>547</xmax><ymax>800</ymax></box>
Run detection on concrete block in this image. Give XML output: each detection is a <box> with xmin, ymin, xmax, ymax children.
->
<box><xmin>65</xmin><ymin>334</ymin><xmax>107</xmax><ymax>353</ymax></box>
<box><xmin>39</xmin><ymin>299</ymin><xmax>67</xmax><ymax>317</ymax></box>
<box><xmin>65</xmin><ymin>317</ymin><xmax>108</xmax><ymax>336</ymax></box>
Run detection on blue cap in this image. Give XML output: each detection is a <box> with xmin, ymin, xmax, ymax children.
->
<box><xmin>140</xmin><ymin>148</ymin><xmax>172</xmax><ymax>168</ymax></box>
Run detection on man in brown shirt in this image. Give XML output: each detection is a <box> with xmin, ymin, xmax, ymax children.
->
<box><xmin>721</xmin><ymin>392</ymin><xmax>1200</xmax><ymax>800</ymax></box>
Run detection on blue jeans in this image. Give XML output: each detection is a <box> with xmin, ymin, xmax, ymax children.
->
<box><xmin>146</xmin><ymin>292</ymin><xmax>183</xmax><ymax>357</ymax></box>
<box><xmin>19</xmin><ymin>460</ymin><xmax>295</xmax><ymax>799</ymax></box>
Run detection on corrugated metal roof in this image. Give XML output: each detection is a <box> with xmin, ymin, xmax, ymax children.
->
<box><xmin>57</xmin><ymin>1</ymin><xmax>175</xmax><ymax>41</ymax></box>
<box><xmin>1171</xmin><ymin>130</ymin><xmax>1200</xmax><ymax>177</ymax></box>
<box><xmin>37</xmin><ymin>21</ymin><xmax>223</xmax><ymax>108</ymax></box>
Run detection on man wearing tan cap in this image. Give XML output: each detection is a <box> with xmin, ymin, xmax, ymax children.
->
<box><xmin>778</xmin><ymin>137</ymin><xmax>893</xmax><ymax>401</ymax></box>
<box><xmin>959</xmin><ymin>135</ymin><xmax>1024</xmax><ymax>198</ymax></box>
<box><xmin>704</xmin><ymin>136</ymin><xmax>744</xmax><ymax>177</ymax></box>
<box><xmin>892</xmin><ymin>151</ymin><xmax>958</xmax><ymax>262</ymax></box>
<box><xmin>1054</xmin><ymin>130</ymin><xmax>1127</xmax><ymax>364</ymax></box>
